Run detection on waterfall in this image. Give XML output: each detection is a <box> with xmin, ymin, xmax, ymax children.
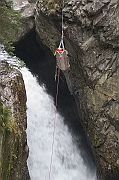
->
<box><xmin>0</xmin><ymin>44</ymin><xmax>96</xmax><ymax>180</ymax></box>
<box><xmin>21</xmin><ymin>67</ymin><xmax>96</xmax><ymax>180</ymax></box>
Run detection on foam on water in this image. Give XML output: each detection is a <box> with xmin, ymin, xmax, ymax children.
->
<box><xmin>0</xmin><ymin>45</ymin><xmax>96</xmax><ymax>180</ymax></box>
<box><xmin>21</xmin><ymin>67</ymin><xmax>96</xmax><ymax>180</ymax></box>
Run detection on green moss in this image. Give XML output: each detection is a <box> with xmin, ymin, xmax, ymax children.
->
<box><xmin>0</xmin><ymin>100</ymin><xmax>23</xmax><ymax>179</ymax></box>
<box><xmin>0</xmin><ymin>105</ymin><xmax>11</xmax><ymax>131</ymax></box>
<box><xmin>0</xmin><ymin>105</ymin><xmax>21</xmax><ymax>136</ymax></box>
<box><xmin>28</xmin><ymin>0</ymin><xmax>38</xmax><ymax>2</ymax></box>
<box><xmin>2</xmin><ymin>131</ymin><xmax>22</xmax><ymax>180</ymax></box>
<box><xmin>110</xmin><ymin>161</ymin><xmax>115</xmax><ymax>167</ymax></box>
<box><xmin>0</xmin><ymin>98</ymin><xmax>2</xmax><ymax>115</ymax></box>
<box><xmin>41</xmin><ymin>0</ymin><xmax>62</xmax><ymax>11</ymax></box>
<box><xmin>0</xmin><ymin>1</ymin><xmax>21</xmax><ymax>55</ymax></box>
<box><xmin>7</xmin><ymin>163</ymin><xmax>11</xmax><ymax>176</ymax></box>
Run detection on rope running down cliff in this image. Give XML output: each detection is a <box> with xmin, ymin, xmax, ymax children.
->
<box><xmin>48</xmin><ymin>0</ymin><xmax>65</xmax><ymax>179</ymax></box>
<box><xmin>61</xmin><ymin>0</ymin><xmax>64</xmax><ymax>40</ymax></box>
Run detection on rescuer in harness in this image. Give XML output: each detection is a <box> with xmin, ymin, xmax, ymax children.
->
<box><xmin>54</xmin><ymin>39</ymin><xmax>70</xmax><ymax>71</ymax></box>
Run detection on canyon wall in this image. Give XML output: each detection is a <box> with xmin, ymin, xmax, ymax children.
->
<box><xmin>34</xmin><ymin>0</ymin><xmax>119</xmax><ymax>179</ymax></box>
<box><xmin>0</xmin><ymin>60</ymin><xmax>29</xmax><ymax>180</ymax></box>
<box><xmin>1</xmin><ymin>0</ymin><xmax>119</xmax><ymax>179</ymax></box>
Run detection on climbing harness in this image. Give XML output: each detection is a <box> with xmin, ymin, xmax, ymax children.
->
<box><xmin>59</xmin><ymin>0</ymin><xmax>65</xmax><ymax>49</ymax></box>
<box><xmin>58</xmin><ymin>38</ymin><xmax>65</xmax><ymax>50</ymax></box>
<box><xmin>54</xmin><ymin>0</ymin><xmax>70</xmax><ymax>73</ymax></box>
<box><xmin>56</xmin><ymin>0</ymin><xmax>65</xmax><ymax>52</ymax></box>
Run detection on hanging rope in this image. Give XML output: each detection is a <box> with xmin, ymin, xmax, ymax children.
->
<box><xmin>48</xmin><ymin>1</ymin><xmax>64</xmax><ymax>179</ymax></box>
<box><xmin>61</xmin><ymin>0</ymin><xmax>64</xmax><ymax>40</ymax></box>
<box><xmin>58</xmin><ymin>0</ymin><xmax>65</xmax><ymax>50</ymax></box>
<box><xmin>48</xmin><ymin>67</ymin><xmax>60</xmax><ymax>180</ymax></box>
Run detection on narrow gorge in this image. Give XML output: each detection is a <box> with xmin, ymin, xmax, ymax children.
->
<box><xmin>15</xmin><ymin>30</ymin><xmax>96</xmax><ymax>180</ymax></box>
<box><xmin>0</xmin><ymin>0</ymin><xmax>119</xmax><ymax>180</ymax></box>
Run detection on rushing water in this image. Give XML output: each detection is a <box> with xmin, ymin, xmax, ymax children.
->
<box><xmin>0</xmin><ymin>45</ymin><xmax>96</xmax><ymax>180</ymax></box>
<box><xmin>21</xmin><ymin>67</ymin><xmax>96</xmax><ymax>180</ymax></box>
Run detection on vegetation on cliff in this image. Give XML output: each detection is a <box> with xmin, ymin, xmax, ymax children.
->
<box><xmin>0</xmin><ymin>99</ymin><xmax>21</xmax><ymax>179</ymax></box>
<box><xmin>0</xmin><ymin>103</ymin><xmax>11</xmax><ymax>132</ymax></box>
<box><xmin>0</xmin><ymin>1</ymin><xmax>21</xmax><ymax>54</ymax></box>
<box><xmin>36</xmin><ymin>0</ymin><xmax>62</xmax><ymax>15</ymax></box>
<box><xmin>0</xmin><ymin>60</ymin><xmax>29</xmax><ymax>180</ymax></box>
<box><xmin>0</xmin><ymin>98</ymin><xmax>20</xmax><ymax>135</ymax></box>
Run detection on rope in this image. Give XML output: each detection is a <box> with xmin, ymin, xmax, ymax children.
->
<box><xmin>48</xmin><ymin>1</ymin><xmax>64</xmax><ymax>179</ymax></box>
<box><xmin>48</xmin><ymin>67</ymin><xmax>60</xmax><ymax>180</ymax></box>
<box><xmin>58</xmin><ymin>39</ymin><xmax>65</xmax><ymax>50</ymax></box>
<box><xmin>61</xmin><ymin>0</ymin><xmax>64</xmax><ymax>40</ymax></box>
<box><xmin>58</xmin><ymin>0</ymin><xmax>65</xmax><ymax>50</ymax></box>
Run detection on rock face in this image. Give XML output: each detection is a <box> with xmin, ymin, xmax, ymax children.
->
<box><xmin>1</xmin><ymin>0</ymin><xmax>119</xmax><ymax>179</ymax></box>
<box><xmin>0</xmin><ymin>1</ymin><xmax>34</xmax><ymax>179</ymax></box>
<box><xmin>6</xmin><ymin>0</ymin><xmax>35</xmax><ymax>41</ymax></box>
<box><xmin>0</xmin><ymin>60</ymin><xmax>29</xmax><ymax>180</ymax></box>
<box><xmin>34</xmin><ymin>0</ymin><xmax>119</xmax><ymax>179</ymax></box>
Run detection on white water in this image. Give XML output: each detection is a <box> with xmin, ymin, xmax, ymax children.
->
<box><xmin>21</xmin><ymin>67</ymin><xmax>97</xmax><ymax>180</ymax></box>
<box><xmin>0</xmin><ymin>45</ymin><xmax>96</xmax><ymax>180</ymax></box>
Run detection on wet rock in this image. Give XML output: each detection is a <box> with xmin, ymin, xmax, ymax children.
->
<box><xmin>2</xmin><ymin>0</ymin><xmax>119</xmax><ymax>179</ymax></box>
<box><xmin>0</xmin><ymin>60</ymin><xmax>30</xmax><ymax>180</ymax></box>
<box><xmin>6</xmin><ymin>0</ymin><xmax>35</xmax><ymax>41</ymax></box>
<box><xmin>34</xmin><ymin>0</ymin><xmax>119</xmax><ymax>179</ymax></box>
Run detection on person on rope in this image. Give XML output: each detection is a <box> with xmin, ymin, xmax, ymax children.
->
<box><xmin>54</xmin><ymin>41</ymin><xmax>70</xmax><ymax>71</ymax></box>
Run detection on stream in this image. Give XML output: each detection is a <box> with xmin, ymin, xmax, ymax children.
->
<box><xmin>21</xmin><ymin>67</ymin><xmax>96</xmax><ymax>180</ymax></box>
<box><xmin>0</xmin><ymin>38</ymin><xmax>97</xmax><ymax>180</ymax></box>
